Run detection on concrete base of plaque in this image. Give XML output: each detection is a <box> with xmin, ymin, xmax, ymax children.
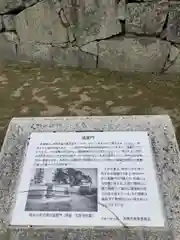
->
<box><xmin>0</xmin><ymin>116</ymin><xmax>179</xmax><ymax>240</ymax></box>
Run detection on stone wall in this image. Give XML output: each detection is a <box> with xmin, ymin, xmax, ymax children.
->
<box><xmin>1</xmin><ymin>0</ymin><xmax>180</xmax><ymax>72</ymax></box>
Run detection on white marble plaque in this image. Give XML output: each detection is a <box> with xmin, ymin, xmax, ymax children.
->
<box><xmin>11</xmin><ymin>131</ymin><xmax>165</xmax><ymax>227</ymax></box>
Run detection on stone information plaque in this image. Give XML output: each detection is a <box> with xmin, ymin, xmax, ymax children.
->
<box><xmin>10</xmin><ymin>131</ymin><xmax>165</xmax><ymax>227</ymax></box>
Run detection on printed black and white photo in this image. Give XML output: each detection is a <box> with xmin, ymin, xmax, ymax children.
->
<box><xmin>25</xmin><ymin>168</ymin><xmax>98</xmax><ymax>212</ymax></box>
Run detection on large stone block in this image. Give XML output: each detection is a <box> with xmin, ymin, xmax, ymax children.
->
<box><xmin>126</xmin><ymin>0</ymin><xmax>169</xmax><ymax>35</ymax></box>
<box><xmin>52</xmin><ymin>46</ymin><xmax>97</xmax><ymax>68</ymax></box>
<box><xmin>0</xmin><ymin>0</ymin><xmax>24</xmax><ymax>14</ymax></box>
<box><xmin>60</xmin><ymin>0</ymin><xmax>122</xmax><ymax>46</ymax></box>
<box><xmin>167</xmin><ymin>3</ymin><xmax>180</xmax><ymax>43</ymax></box>
<box><xmin>98</xmin><ymin>37</ymin><xmax>170</xmax><ymax>72</ymax></box>
<box><xmin>0</xmin><ymin>33</ymin><xmax>17</xmax><ymax>60</ymax></box>
<box><xmin>15</xmin><ymin>0</ymin><xmax>68</xmax><ymax>44</ymax></box>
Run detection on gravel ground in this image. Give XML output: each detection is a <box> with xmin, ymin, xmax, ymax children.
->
<box><xmin>0</xmin><ymin>61</ymin><xmax>180</xmax><ymax>146</ymax></box>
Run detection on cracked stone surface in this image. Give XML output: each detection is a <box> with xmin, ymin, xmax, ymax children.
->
<box><xmin>126</xmin><ymin>0</ymin><xmax>169</xmax><ymax>35</ymax></box>
<box><xmin>0</xmin><ymin>16</ymin><xmax>3</xmax><ymax>32</ymax></box>
<box><xmin>165</xmin><ymin>45</ymin><xmax>180</xmax><ymax>72</ymax></box>
<box><xmin>69</xmin><ymin>0</ymin><xmax>123</xmax><ymax>46</ymax></box>
<box><xmin>0</xmin><ymin>0</ymin><xmax>24</xmax><ymax>14</ymax></box>
<box><xmin>2</xmin><ymin>14</ymin><xmax>16</xmax><ymax>31</ymax></box>
<box><xmin>0</xmin><ymin>0</ymin><xmax>179</xmax><ymax>72</ymax></box>
<box><xmin>98</xmin><ymin>38</ymin><xmax>171</xmax><ymax>72</ymax></box>
<box><xmin>52</xmin><ymin>46</ymin><xmax>97</xmax><ymax>68</ymax></box>
<box><xmin>23</xmin><ymin>0</ymin><xmax>39</xmax><ymax>8</ymax></box>
<box><xmin>15</xmin><ymin>0</ymin><xmax>68</xmax><ymax>44</ymax></box>
<box><xmin>3</xmin><ymin>32</ymin><xmax>19</xmax><ymax>43</ymax></box>
<box><xmin>167</xmin><ymin>3</ymin><xmax>180</xmax><ymax>43</ymax></box>
<box><xmin>80</xmin><ymin>42</ymin><xmax>98</xmax><ymax>56</ymax></box>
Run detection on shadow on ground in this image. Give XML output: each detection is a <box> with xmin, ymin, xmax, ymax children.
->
<box><xmin>0</xmin><ymin>61</ymin><xmax>180</xmax><ymax>146</ymax></box>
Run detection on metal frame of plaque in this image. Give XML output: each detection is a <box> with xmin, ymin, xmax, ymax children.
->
<box><xmin>0</xmin><ymin>116</ymin><xmax>179</xmax><ymax>240</ymax></box>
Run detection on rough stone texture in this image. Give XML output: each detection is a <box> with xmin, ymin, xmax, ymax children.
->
<box><xmin>2</xmin><ymin>15</ymin><xmax>16</xmax><ymax>31</ymax></box>
<box><xmin>167</xmin><ymin>3</ymin><xmax>180</xmax><ymax>43</ymax></box>
<box><xmin>52</xmin><ymin>46</ymin><xmax>97</xmax><ymax>68</ymax></box>
<box><xmin>0</xmin><ymin>16</ymin><xmax>3</xmax><ymax>32</ymax></box>
<box><xmin>3</xmin><ymin>32</ymin><xmax>19</xmax><ymax>43</ymax></box>
<box><xmin>78</xmin><ymin>49</ymin><xmax>97</xmax><ymax>68</ymax></box>
<box><xmin>0</xmin><ymin>115</ymin><xmax>179</xmax><ymax>239</ymax></box>
<box><xmin>67</xmin><ymin>27</ymin><xmax>75</xmax><ymax>43</ymax></box>
<box><xmin>15</xmin><ymin>0</ymin><xmax>68</xmax><ymax>44</ymax></box>
<box><xmin>80</xmin><ymin>41</ymin><xmax>98</xmax><ymax>56</ymax></box>
<box><xmin>52</xmin><ymin>46</ymin><xmax>79</xmax><ymax>67</ymax></box>
<box><xmin>23</xmin><ymin>0</ymin><xmax>39</xmax><ymax>8</ymax></box>
<box><xmin>126</xmin><ymin>0</ymin><xmax>169</xmax><ymax>35</ymax></box>
<box><xmin>51</xmin><ymin>0</ymin><xmax>75</xmax><ymax>43</ymax></box>
<box><xmin>0</xmin><ymin>33</ymin><xmax>17</xmax><ymax>60</ymax></box>
<box><xmin>166</xmin><ymin>56</ymin><xmax>180</xmax><ymax>72</ymax></box>
<box><xmin>165</xmin><ymin>45</ymin><xmax>180</xmax><ymax>72</ymax></box>
<box><xmin>168</xmin><ymin>45</ymin><xmax>180</xmax><ymax>62</ymax></box>
<box><xmin>117</xmin><ymin>0</ymin><xmax>126</xmax><ymax>21</ymax></box>
<box><xmin>68</xmin><ymin>0</ymin><xmax>122</xmax><ymax>46</ymax></box>
<box><xmin>0</xmin><ymin>0</ymin><xmax>179</xmax><ymax>72</ymax></box>
<box><xmin>18</xmin><ymin>43</ymin><xmax>52</xmax><ymax>62</ymax></box>
<box><xmin>98</xmin><ymin>37</ymin><xmax>170</xmax><ymax>72</ymax></box>
<box><xmin>0</xmin><ymin>0</ymin><xmax>24</xmax><ymax>14</ymax></box>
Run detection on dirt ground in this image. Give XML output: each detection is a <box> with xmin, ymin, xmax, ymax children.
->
<box><xmin>0</xmin><ymin>61</ymin><xmax>180</xmax><ymax>146</ymax></box>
